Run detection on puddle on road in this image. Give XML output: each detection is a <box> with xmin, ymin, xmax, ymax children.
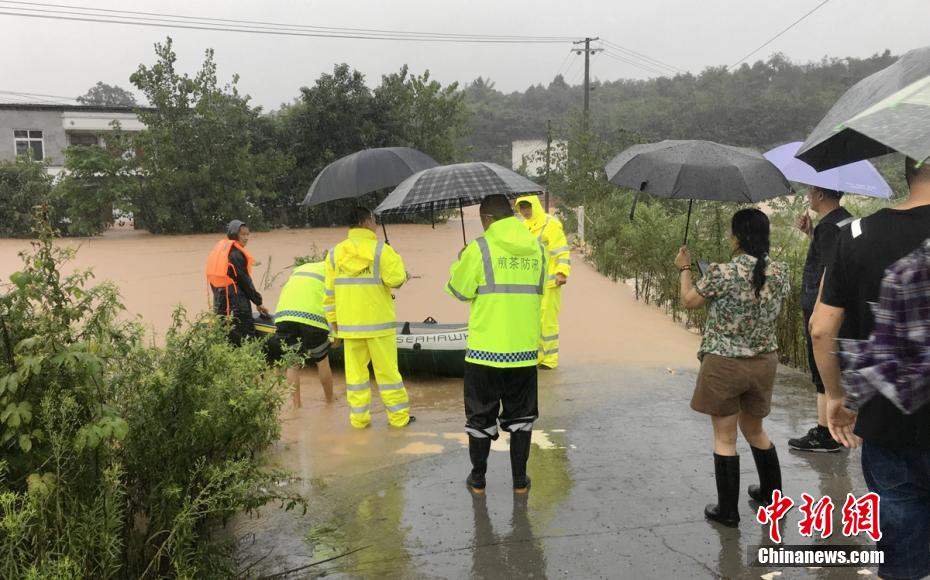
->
<box><xmin>395</xmin><ymin>441</ymin><xmax>445</xmax><ymax>455</ymax></box>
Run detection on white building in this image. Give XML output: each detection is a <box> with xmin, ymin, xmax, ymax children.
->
<box><xmin>0</xmin><ymin>104</ymin><xmax>145</xmax><ymax>175</ymax></box>
<box><xmin>511</xmin><ymin>138</ymin><xmax>566</xmax><ymax>179</ymax></box>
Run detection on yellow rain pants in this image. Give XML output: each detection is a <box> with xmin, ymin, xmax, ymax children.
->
<box><xmin>539</xmin><ymin>286</ymin><xmax>561</xmax><ymax>368</ymax></box>
<box><xmin>344</xmin><ymin>335</ymin><xmax>411</xmax><ymax>428</ymax></box>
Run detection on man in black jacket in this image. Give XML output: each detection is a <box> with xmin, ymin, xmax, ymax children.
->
<box><xmin>788</xmin><ymin>187</ymin><xmax>852</xmax><ymax>453</ymax></box>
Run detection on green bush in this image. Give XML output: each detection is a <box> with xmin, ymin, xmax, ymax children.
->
<box><xmin>0</xmin><ymin>160</ymin><xmax>53</xmax><ymax>238</ymax></box>
<box><xmin>0</xmin><ymin>209</ymin><xmax>301</xmax><ymax>578</ymax></box>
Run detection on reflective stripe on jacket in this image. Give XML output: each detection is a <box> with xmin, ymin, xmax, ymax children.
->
<box><xmin>274</xmin><ymin>261</ymin><xmax>329</xmax><ymax>331</ymax></box>
<box><xmin>324</xmin><ymin>228</ymin><xmax>407</xmax><ymax>338</ymax></box>
<box><xmin>446</xmin><ymin>217</ymin><xmax>544</xmax><ymax>368</ymax></box>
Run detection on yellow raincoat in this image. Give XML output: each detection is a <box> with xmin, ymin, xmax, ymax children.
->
<box><xmin>324</xmin><ymin>228</ymin><xmax>411</xmax><ymax>428</ymax></box>
<box><xmin>515</xmin><ymin>196</ymin><xmax>571</xmax><ymax>368</ymax></box>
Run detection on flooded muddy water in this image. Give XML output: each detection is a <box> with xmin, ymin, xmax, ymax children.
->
<box><xmin>5</xmin><ymin>212</ymin><xmax>772</xmax><ymax>579</ymax></box>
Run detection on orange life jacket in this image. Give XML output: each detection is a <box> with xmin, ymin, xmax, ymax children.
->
<box><xmin>205</xmin><ymin>239</ymin><xmax>253</xmax><ymax>290</ymax></box>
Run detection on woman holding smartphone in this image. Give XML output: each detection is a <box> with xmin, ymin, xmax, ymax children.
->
<box><xmin>674</xmin><ymin>208</ymin><xmax>790</xmax><ymax>528</ymax></box>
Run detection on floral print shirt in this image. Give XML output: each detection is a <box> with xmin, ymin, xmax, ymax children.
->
<box><xmin>694</xmin><ymin>254</ymin><xmax>790</xmax><ymax>360</ymax></box>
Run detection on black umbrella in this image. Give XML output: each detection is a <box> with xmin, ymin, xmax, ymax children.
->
<box><xmin>301</xmin><ymin>147</ymin><xmax>440</xmax><ymax>207</ymax></box>
<box><xmin>605</xmin><ymin>140</ymin><xmax>791</xmax><ymax>244</ymax></box>
<box><xmin>374</xmin><ymin>162</ymin><xmax>544</xmax><ymax>245</ymax></box>
<box><xmin>796</xmin><ymin>45</ymin><xmax>930</xmax><ymax>170</ymax></box>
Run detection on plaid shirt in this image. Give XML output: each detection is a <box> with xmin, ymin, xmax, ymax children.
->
<box><xmin>838</xmin><ymin>238</ymin><xmax>930</xmax><ymax>414</ymax></box>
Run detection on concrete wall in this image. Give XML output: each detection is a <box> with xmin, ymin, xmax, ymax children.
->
<box><xmin>511</xmin><ymin>139</ymin><xmax>566</xmax><ymax>179</ymax></box>
<box><xmin>0</xmin><ymin>109</ymin><xmax>68</xmax><ymax>168</ymax></box>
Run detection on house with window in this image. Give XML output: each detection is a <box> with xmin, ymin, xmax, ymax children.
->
<box><xmin>0</xmin><ymin>103</ymin><xmax>145</xmax><ymax>175</ymax></box>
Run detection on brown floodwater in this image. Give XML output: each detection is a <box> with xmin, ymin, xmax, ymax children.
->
<box><xmin>0</xmin><ymin>210</ymin><xmax>700</xmax><ymax>479</ymax></box>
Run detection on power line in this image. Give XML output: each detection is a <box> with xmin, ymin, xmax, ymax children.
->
<box><xmin>600</xmin><ymin>39</ymin><xmax>682</xmax><ymax>74</ymax></box>
<box><xmin>0</xmin><ymin>0</ymin><xmax>577</xmax><ymax>40</ymax></box>
<box><xmin>728</xmin><ymin>0</ymin><xmax>831</xmax><ymax>69</ymax></box>
<box><xmin>0</xmin><ymin>2</ymin><xmax>574</xmax><ymax>44</ymax></box>
<box><xmin>554</xmin><ymin>49</ymin><xmax>574</xmax><ymax>80</ymax></box>
<box><xmin>0</xmin><ymin>89</ymin><xmax>78</xmax><ymax>103</ymax></box>
<box><xmin>564</xmin><ymin>55</ymin><xmax>583</xmax><ymax>85</ymax></box>
<box><xmin>600</xmin><ymin>51</ymin><xmax>667</xmax><ymax>76</ymax></box>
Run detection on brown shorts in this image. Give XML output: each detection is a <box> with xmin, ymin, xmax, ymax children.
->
<box><xmin>691</xmin><ymin>352</ymin><xmax>778</xmax><ymax>418</ymax></box>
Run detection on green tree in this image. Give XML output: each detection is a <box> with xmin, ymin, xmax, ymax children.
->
<box><xmin>77</xmin><ymin>81</ymin><xmax>138</xmax><ymax>107</ymax></box>
<box><xmin>52</xmin><ymin>124</ymin><xmax>138</xmax><ymax>236</ymax></box>
<box><xmin>375</xmin><ymin>66</ymin><xmax>468</xmax><ymax>163</ymax></box>
<box><xmin>129</xmin><ymin>37</ymin><xmax>293</xmax><ymax>234</ymax></box>
<box><xmin>272</xmin><ymin>63</ymin><xmax>470</xmax><ymax>227</ymax></box>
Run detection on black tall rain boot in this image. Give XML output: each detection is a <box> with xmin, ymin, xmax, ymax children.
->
<box><xmin>510</xmin><ymin>430</ymin><xmax>532</xmax><ymax>493</ymax></box>
<box><xmin>705</xmin><ymin>453</ymin><xmax>740</xmax><ymax>528</ymax></box>
<box><xmin>748</xmin><ymin>444</ymin><xmax>782</xmax><ymax>506</ymax></box>
<box><xmin>467</xmin><ymin>436</ymin><xmax>492</xmax><ymax>494</ymax></box>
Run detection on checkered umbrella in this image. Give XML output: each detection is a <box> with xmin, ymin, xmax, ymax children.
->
<box><xmin>374</xmin><ymin>162</ymin><xmax>544</xmax><ymax>216</ymax></box>
<box><xmin>374</xmin><ymin>162</ymin><xmax>544</xmax><ymax>244</ymax></box>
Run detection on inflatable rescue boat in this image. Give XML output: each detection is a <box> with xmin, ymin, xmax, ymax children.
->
<box><xmin>254</xmin><ymin>314</ymin><xmax>467</xmax><ymax>377</ymax></box>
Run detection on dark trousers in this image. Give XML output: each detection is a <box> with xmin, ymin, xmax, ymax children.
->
<box><xmin>463</xmin><ymin>362</ymin><xmax>538</xmax><ymax>439</ymax></box>
<box><xmin>803</xmin><ymin>308</ymin><xmax>825</xmax><ymax>394</ymax></box>
<box><xmin>861</xmin><ymin>442</ymin><xmax>930</xmax><ymax>580</ymax></box>
<box><xmin>213</xmin><ymin>287</ymin><xmax>256</xmax><ymax>346</ymax></box>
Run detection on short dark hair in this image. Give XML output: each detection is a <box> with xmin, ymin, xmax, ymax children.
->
<box><xmin>517</xmin><ymin>200</ymin><xmax>531</xmax><ymax>208</ymax></box>
<box><xmin>480</xmin><ymin>194</ymin><xmax>513</xmax><ymax>221</ymax></box>
<box><xmin>814</xmin><ymin>187</ymin><xmax>843</xmax><ymax>201</ymax></box>
<box><xmin>350</xmin><ymin>206</ymin><xmax>373</xmax><ymax>227</ymax></box>
<box><xmin>905</xmin><ymin>157</ymin><xmax>929</xmax><ymax>186</ymax></box>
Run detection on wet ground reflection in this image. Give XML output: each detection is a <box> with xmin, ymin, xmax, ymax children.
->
<box><xmin>233</xmin><ymin>364</ymin><xmax>876</xmax><ymax>579</ymax></box>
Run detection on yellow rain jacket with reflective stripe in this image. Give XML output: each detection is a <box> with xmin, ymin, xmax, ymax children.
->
<box><xmin>446</xmin><ymin>217</ymin><xmax>545</xmax><ymax>368</ymax></box>
<box><xmin>515</xmin><ymin>195</ymin><xmax>571</xmax><ymax>288</ymax></box>
<box><xmin>324</xmin><ymin>228</ymin><xmax>406</xmax><ymax>339</ymax></box>
<box><xmin>274</xmin><ymin>261</ymin><xmax>329</xmax><ymax>331</ymax></box>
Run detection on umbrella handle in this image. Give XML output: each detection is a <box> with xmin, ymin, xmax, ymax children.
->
<box><xmin>381</xmin><ymin>219</ymin><xmax>389</xmax><ymax>245</ymax></box>
<box><xmin>459</xmin><ymin>198</ymin><xmax>467</xmax><ymax>246</ymax></box>
<box><xmin>629</xmin><ymin>192</ymin><xmax>638</xmax><ymax>222</ymax></box>
<box><xmin>683</xmin><ymin>199</ymin><xmax>693</xmax><ymax>246</ymax></box>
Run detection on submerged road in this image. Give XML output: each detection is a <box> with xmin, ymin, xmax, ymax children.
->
<box><xmin>0</xmin><ymin>215</ymin><xmax>876</xmax><ymax>579</ymax></box>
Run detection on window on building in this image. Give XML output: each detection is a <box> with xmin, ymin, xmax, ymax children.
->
<box><xmin>68</xmin><ymin>132</ymin><xmax>99</xmax><ymax>147</ymax></box>
<box><xmin>13</xmin><ymin>130</ymin><xmax>44</xmax><ymax>161</ymax></box>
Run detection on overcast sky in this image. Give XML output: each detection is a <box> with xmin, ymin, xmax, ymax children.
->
<box><xmin>1</xmin><ymin>0</ymin><xmax>926</xmax><ymax>111</ymax></box>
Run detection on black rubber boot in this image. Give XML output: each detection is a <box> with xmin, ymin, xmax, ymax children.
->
<box><xmin>705</xmin><ymin>453</ymin><xmax>740</xmax><ymax>528</ymax></box>
<box><xmin>467</xmin><ymin>436</ymin><xmax>491</xmax><ymax>493</ymax></box>
<box><xmin>509</xmin><ymin>430</ymin><xmax>532</xmax><ymax>492</ymax></box>
<box><xmin>748</xmin><ymin>444</ymin><xmax>782</xmax><ymax>506</ymax></box>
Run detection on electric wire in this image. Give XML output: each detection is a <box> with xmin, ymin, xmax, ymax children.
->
<box><xmin>728</xmin><ymin>0</ymin><xmax>831</xmax><ymax>69</ymax></box>
<box><xmin>0</xmin><ymin>2</ymin><xmax>574</xmax><ymax>43</ymax></box>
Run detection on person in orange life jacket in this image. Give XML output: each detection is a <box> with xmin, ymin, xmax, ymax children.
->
<box><xmin>206</xmin><ymin>220</ymin><xmax>269</xmax><ymax>345</ymax></box>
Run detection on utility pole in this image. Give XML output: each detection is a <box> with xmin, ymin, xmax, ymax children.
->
<box><xmin>545</xmin><ymin>119</ymin><xmax>552</xmax><ymax>212</ymax></box>
<box><xmin>573</xmin><ymin>37</ymin><xmax>602</xmax><ymax>126</ymax></box>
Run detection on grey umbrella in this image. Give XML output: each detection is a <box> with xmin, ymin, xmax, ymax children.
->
<box><xmin>301</xmin><ymin>147</ymin><xmax>440</xmax><ymax>207</ymax></box>
<box><xmin>374</xmin><ymin>162</ymin><xmax>544</xmax><ymax>244</ymax></box>
<box><xmin>796</xmin><ymin>45</ymin><xmax>930</xmax><ymax>170</ymax></box>
<box><xmin>820</xmin><ymin>75</ymin><xmax>930</xmax><ymax>166</ymax></box>
<box><xmin>605</xmin><ymin>140</ymin><xmax>791</xmax><ymax>243</ymax></box>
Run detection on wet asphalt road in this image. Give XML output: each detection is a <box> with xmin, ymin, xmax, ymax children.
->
<box><xmin>233</xmin><ymin>362</ymin><xmax>876</xmax><ymax>580</ymax></box>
